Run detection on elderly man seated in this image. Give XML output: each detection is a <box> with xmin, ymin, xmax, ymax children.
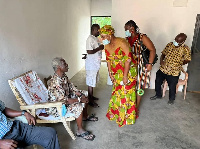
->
<box><xmin>46</xmin><ymin>57</ymin><xmax>96</xmax><ymax>141</ymax></box>
<box><xmin>0</xmin><ymin>100</ymin><xmax>60</xmax><ymax>149</ymax></box>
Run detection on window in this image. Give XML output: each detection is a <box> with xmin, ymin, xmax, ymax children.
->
<box><xmin>91</xmin><ymin>16</ymin><xmax>111</xmax><ymax>28</ymax></box>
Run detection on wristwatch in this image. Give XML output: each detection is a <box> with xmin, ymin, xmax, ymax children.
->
<box><xmin>148</xmin><ymin>62</ymin><xmax>154</xmax><ymax>66</ymax></box>
<box><xmin>21</xmin><ymin>110</ymin><xmax>27</xmax><ymax>116</ymax></box>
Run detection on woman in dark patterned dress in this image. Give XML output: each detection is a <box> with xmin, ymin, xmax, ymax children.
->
<box><xmin>124</xmin><ymin>20</ymin><xmax>156</xmax><ymax>117</ymax></box>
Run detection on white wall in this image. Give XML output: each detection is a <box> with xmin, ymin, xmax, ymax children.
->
<box><xmin>0</xmin><ymin>0</ymin><xmax>90</xmax><ymax>109</ymax></box>
<box><xmin>91</xmin><ymin>0</ymin><xmax>112</xmax><ymax>16</ymax></box>
<box><xmin>112</xmin><ymin>0</ymin><xmax>200</xmax><ymax>89</ymax></box>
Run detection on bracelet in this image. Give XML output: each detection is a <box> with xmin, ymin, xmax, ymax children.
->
<box><xmin>79</xmin><ymin>92</ymin><xmax>84</xmax><ymax>98</ymax></box>
<box><xmin>21</xmin><ymin>110</ymin><xmax>27</xmax><ymax>116</ymax></box>
<box><xmin>148</xmin><ymin>62</ymin><xmax>153</xmax><ymax>66</ymax></box>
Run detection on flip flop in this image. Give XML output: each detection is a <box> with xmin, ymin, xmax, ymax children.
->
<box><xmin>76</xmin><ymin>131</ymin><xmax>95</xmax><ymax>141</ymax></box>
<box><xmin>88</xmin><ymin>102</ymin><xmax>99</xmax><ymax>108</ymax></box>
<box><xmin>83</xmin><ymin>114</ymin><xmax>98</xmax><ymax>122</ymax></box>
<box><xmin>93</xmin><ymin>96</ymin><xmax>99</xmax><ymax>100</ymax></box>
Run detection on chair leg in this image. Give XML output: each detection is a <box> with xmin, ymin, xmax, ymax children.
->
<box><xmin>176</xmin><ymin>84</ymin><xmax>179</xmax><ymax>93</ymax></box>
<box><xmin>184</xmin><ymin>82</ymin><xmax>187</xmax><ymax>100</ymax></box>
<box><xmin>162</xmin><ymin>81</ymin><xmax>168</xmax><ymax>97</ymax></box>
<box><xmin>62</xmin><ymin>119</ymin><xmax>76</xmax><ymax>140</ymax></box>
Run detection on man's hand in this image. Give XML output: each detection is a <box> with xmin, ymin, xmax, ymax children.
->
<box><xmin>0</xmin><ymin>139</ymin><xmax>18</xmax><ymax>149</ymax></box>
<box><xmin>24</xmin><ymin>112</ymin><xmax>36</xmax><ymax>125</ymax></box>
<box><xmin>160</xmin><ymin>60</ymin><xmax>165</xmax><ymax>66</ymax></box>
<box><xmin>80</xmin><ymin>96</ymin><xmax>89</xmax><ymax>103</ymax></box>
<box><xmin>66</xmin><ymin>99</ymin><xmax>75</xmax><ymax>105</ymax></box>
<box><xmin>99</xmin><ymin>44</ymin><xmax>104</xmax><ymax>50</ymax></box>
<box><xmin>82</xmin><ymin>54</ymin><xmax>87</xmax><ymax>59</ymax></box>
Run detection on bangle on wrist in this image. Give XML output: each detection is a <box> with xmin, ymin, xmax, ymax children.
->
<box><xmin>78</xmin><ymin>97</ymin><xmax>81</xmax><ymax>102</ymax></box>
<box><xmin>148</xmin><ymin>62</ymin><xmax>153</xmax><ymax>66</ymax></box>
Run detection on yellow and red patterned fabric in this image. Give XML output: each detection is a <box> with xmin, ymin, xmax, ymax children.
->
<box><xmin>105</xmin><ymin>47</ymin><xmax>137</xmax><ymax>127</ymax></box>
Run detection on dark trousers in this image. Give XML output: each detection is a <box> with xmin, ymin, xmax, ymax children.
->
<box><xmin>3</xmin><ymin>121</ymin><xmax>60</xmax><ymax>149</ymax></box>
<box><xmin>155</xmin><ymin>69</ymin><xmax>179</xmax><ymax>101</ymax></box>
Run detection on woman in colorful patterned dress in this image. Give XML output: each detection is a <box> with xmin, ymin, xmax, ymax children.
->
<box><xmin>124</xmin><ymin>20</ymin><xmax>156</xmax><ymax>116</ymax></box>
<box><xmin>99</xmin><ymin>25</ymin><xmax>137</xmax><ymax>127</ymax></box>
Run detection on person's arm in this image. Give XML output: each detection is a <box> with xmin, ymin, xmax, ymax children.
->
<box><xmin>160</xmin><ymin>53</ymin><xmax>166</xmax><ymax>66</ymax></box>
<box><xmin>160</xmin><ymin>43</ymin><xmax>170</xmax><ymax>66</ymax></box>
<box><xmin>183</xmin><ymin>46</ymin><xmax>191</xmax><ymax>65</ymax></box>
<box><xmin>105</xmin><ymin>47</ymin><xmax>115</xmax><ymax>83</ymax></box>
<box><xmin>121</xmin><ymin>39</ymin><xmax>131</xmax><ymax>85</ymax></box>
<box><xmin>3</xmin><ymin>107</ymin><xmax>36</xmax><ymax>125</ymax></box>
<box><xmin>86</xmin><ymin>36</ymin><xmax>104</xmax><ymax>54</ymax></box>
<box><xmin>142</xmin><ymin>35</ymin><xmax>156</xmax><ymax>71</ymax></box>
<box><xmin>87</xmin><ymin>44</ymin><xmax>104</xmax><ymax>54</ymax></box>
<box><xmin>107</xmin><ymin>61</ymin><xmax>115</xmax><ymax>82</ymax></box>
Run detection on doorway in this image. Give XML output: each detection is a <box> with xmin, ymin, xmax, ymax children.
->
<box><xmin>91</xmin><ymin>16</ymin><xmax>111</xmax><ymax>62</ymax></box>
<box><xmin>91</xmin><ymin>16</ymin><xmax>111</xmax><ymax>28</ymax></box>
<box><xmin>187</xmin><ymin>14</ymin><xmax>200</xmax><ymax>92</ymax></box>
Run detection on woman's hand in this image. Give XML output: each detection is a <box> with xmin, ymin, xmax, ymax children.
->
<box><xmin>146</xmin><ymin>64</ymin><xmax>152</xmax><ymax>72</ymax></box>
<box><xmin>110</xmin><ymin>75</ymin><xmax>115</xmax><ymax>83</ymax></box>
<box><xmin>123</xmin><ymin>76</ymin><xmax>128</xmax><ymax>85</ymax></box>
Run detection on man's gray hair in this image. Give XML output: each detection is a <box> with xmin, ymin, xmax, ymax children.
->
<box><xmin>52</xmin><ymin>57</ymin><xmax>63</xmax><ymax>72</ymax></box>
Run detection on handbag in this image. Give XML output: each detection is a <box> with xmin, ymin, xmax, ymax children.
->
<box><xmin>138</xmin><ymin>34</ymin><xmax>158</xmax><ymax>66</ymax></box>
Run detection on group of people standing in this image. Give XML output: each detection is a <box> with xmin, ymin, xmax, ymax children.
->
<box><xmin>85</xmin><ymin>20</ymin><xmax>191</xmax><ymax>127</ymax></box>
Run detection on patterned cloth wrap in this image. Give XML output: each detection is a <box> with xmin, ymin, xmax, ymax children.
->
<box><xmin>13</xmin><ymin>71</ymin><xmax>48</xmax><ymax>117</ymax></box>
<box><xmin>99</xmin><ymin>25</ymin><xmax>115</xmax><ymax>35</ymax></box>
<box><xmin>14</xmin><ymin>71</ymin><xmax>48</xmax><ymax>105</ymax></box>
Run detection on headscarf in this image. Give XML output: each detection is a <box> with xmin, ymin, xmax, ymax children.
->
<box><xmin>99</xmin><ymin>25</ymin><xmax>115</xmax><ymax>35</ymax></box>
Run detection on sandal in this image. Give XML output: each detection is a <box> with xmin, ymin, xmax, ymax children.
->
<box><xmin>76</xmin><ymin>131</ymin><xmax>95</xmax><ymax>141</ymax></box>
<box><xmin>88</xmin><ymin>102</ymin><xmax>99</xmax><ymax>108</ymax></box>
<box><xmin>93</xmin><ymin>96</ymin><xmax>99</xmax><ymax>100</ymax></box>
<box><xmin>83</xmin><ymin>114</ymin><xmax>98</xmax><ymax>122</ymax></box>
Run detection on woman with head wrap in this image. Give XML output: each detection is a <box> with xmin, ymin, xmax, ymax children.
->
<box><xmin>99</xmin><ymin>25</ymin><xmax>137</xmax><ymax>127</ymax></box>
<box><xmin>124</xmin><ymin>20</ymin><xmax>156</xmax><ymax>117</ymax></box>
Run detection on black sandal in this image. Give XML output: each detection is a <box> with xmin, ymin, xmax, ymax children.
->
<box><xmin>76</xmin><ymin>131</ymin><xmax>95</xmax><ymax>141</ymax></box>
<box><xmin>88</xmin><ymin>102</ymin><xmax>99</xmax><ymax>108</ymax></box>
<box><xmin>83</xmin><ymin>114</ymin><xmax>98</xmax><ymax>122</ymax></box>
<box><xmin>93</xmin><ymin>96</ymin><xmax>99</xmax><ymax>100</ymax></box>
